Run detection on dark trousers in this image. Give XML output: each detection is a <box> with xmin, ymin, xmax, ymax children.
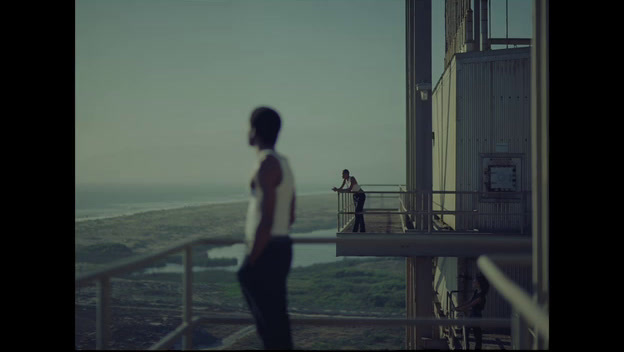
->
<box><xmin>468</xmin><ymin>311</ymin><xmax>483</xmax><ymax>350</ymax></box>
<box><xmin>237</xmin><ymin>236</ymin><xmax>293</xmax><ymax>350</ymax></box>
<box><xmin>353</xmin><ymin>193</ymin><xmax>366</xmax><ymax>232</ymax></box>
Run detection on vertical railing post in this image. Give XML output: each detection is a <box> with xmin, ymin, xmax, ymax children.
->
<box><xmin>428</xmin><ymin>191</ymin><xmax>432</xmax><ymax>232</ymax></box>
<box><xmin>520</xmin><ymin>192</ymin><xmax>525</xmax><ymax>235</ymax></box>
<box><xmin>182</xmin><ymin>245</ymin><xmax>193</xmax><ymax>350</ymax></box>
<box><xmin>342</xmin><ymin>192</ymin><xmax>345</xmax><ymax>230</ymax></box>
<box><xmin>348</xmin><ymin>192</ymin><xmax>352</xmax><ymax>226</ymax></box>
<box><xmin>473</xmin><ymin>191</ymin><xmax>478</xmax><ymax>231</ymax></box>
<box><xmin>337</xmin><ymin>190</ymin><xmax>340</xmax><ymax>232</ymax></box>
<box><xmin>96</xmin><ymin>277</ymin><xmax>111</xmax><ymax>350</ymax></box>
<box><xmin>511</xmin><ymin>308</ymin><xmax>531</xmax><ymax>349</ymax></box>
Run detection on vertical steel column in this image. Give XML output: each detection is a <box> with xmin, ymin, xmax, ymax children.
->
<box><xmin>405</xmin><ymin>5</ymin><xmax>413</xmax><ymax>346</ymax></box>
<box><xmin>531</xmin><ymin>0</ymin><xmax>549</xmax><ymax>349</ymax></box>
<box><xmin>406</xmin><ymin>0</ymin><xmax>432</xmax><ymax>229</ymax></box>
<box><xmin>405</xmin><ymin>1</ymin><xmax>433</xmax><ymax>349</ymax></box>
<box><xmin>473</xmin><ymin>0</ymin><xmax>480</xmax><ymax>51</ymax></box>
<box><xmin>182</xmin><ymin>246</ymin><xmax>193</xmax><ymax>349</ymax></box>
<box><xmin>405</xmin><ymin>0</ymin><xmax>413</xmax><ymax>220</ymax></box>
<box><xmin>414</xmin><ymin>257</ymin><xmax>434</xmax><ymax>349</ymax></box>
<box><xmin>406</xmin><ymin>257</ymin><xmax>415</xmax><ymax>349</ymax></box>
<box><xmin>480</xmin><ymin>0</ymin><xmax>490</xmax><ymax>50</ymax></box>
<box><xmin>96</xmin><ymin>277</ymin><xmax>111</xmax><ymax>350</ymax></box>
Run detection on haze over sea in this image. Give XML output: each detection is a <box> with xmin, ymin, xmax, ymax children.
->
<box><xmin>75</xmin><ymin>182</ymin><xmax>330</xmax><ymax>221</ymax></box>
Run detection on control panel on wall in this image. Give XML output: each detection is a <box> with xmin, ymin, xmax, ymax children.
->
<box><xmin>480</xmin><ymin>154</ymin><xmax>523</xmax><ymax>202</ymax></box>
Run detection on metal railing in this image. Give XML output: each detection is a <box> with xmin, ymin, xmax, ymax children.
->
<box><xmin>477</xmin><ymin>255</ymin><xmax>549</xmax><ymax>349</ymax></box>
<box><xmin>337</xmin><ymin>184</ymin><xmax>531</xmax><ymax>234</ymax></box>
<box><xmin>336</xmin><ymin>184</ymin><xmax>405</xmax><ymax>232</ymax></box>
<box><xmin>75</xmin><ymin>236</ymin><xmax>513</xmax><ymax>350</ymax></box>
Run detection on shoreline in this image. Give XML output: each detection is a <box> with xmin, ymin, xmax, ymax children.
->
<box><xmin>75</xmin><ymin>190</ymin><xmax>333</xmax><ymax>223</ymax></box>
<box><xmin>75</xmin><ymin>192</ymin><xmax>337</xmax><ymax>256</ymax></box>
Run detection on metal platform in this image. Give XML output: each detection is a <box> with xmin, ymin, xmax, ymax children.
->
<box><xmin>336</xmin><ymin>212</ymin><xmax>531</xmax><ymax>257</ymax></box>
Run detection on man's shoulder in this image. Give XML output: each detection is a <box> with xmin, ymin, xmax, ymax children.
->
<box><xmin>261</xmin><ymin>153</ymin><xmax>281</xmax><ymax>167</ymax></box>
<box><xmin>258</xmin><ymin>154</ymin><xmax>283</xmax><ymax>184</ymax></box>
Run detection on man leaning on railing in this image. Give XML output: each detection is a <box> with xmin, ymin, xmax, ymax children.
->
<box><xmin>332</xmin><ymin>169</ymin><xmax>366</xmax><ymax>233</ymax></box>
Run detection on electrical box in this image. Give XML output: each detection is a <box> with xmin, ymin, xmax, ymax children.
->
<box><xmin>481</xmin><ymin>154</ymin><xmax>523</xmax><ymax>201</ymax></box>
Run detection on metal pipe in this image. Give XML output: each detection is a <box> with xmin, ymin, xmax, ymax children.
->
<box><xmin>480</xmin><ymin>0</ymin><xmax>489</xmax><ymax>50</ymax></box>
<box><xmin>148</xmin><ymin>321</ymin><xmax>193</xmax><ymax>350</ymax></box>
<box><xmin>477</xmin><ymin>255</ymin><xmax>549</xmax><ymax>341</ymax></box>
<box><xmin>465</xmin><ymin>9</ymin><xmax>473</xmax><ymax>51</ymax></box>
<box><xmin>474</xmin><ymin>0</ymin><xmax>480</xmax><ymax>50</ymax></box>
<box><xmin>336</xmin><ymin>233</ymin><xmax>531</xmax><ymax>257</ymax></box>
<box><xmin>531</xmin><ymin>1</ymin><xmax>549</xmax><ymax>348</ymax></box>
<box><xmin>488</xmin><ymin>38</ymin><xmax>531</xmax><ymax>46</ymax></box>
<box><xmin>194</xmin><ymin>315</ymin><xmax>510</xmax><ymax>328</ymax></box>
<box><xmin>77</xmin><ymin>235</ymin><xmax>531</xmax><ymax>287</ymax></box>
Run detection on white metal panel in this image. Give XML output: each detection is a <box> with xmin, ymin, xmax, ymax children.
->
<box><xmin>432</xmin><ymin>56</ymin><xmax>457</xmax><ymax>230</ymax></box>
<box><xmin>455</xmin><ymin>48</ymin><xmax>531</xmax><ymax>233</ymax></box>
<box><xmin>434</xmin><ymin>256</ymin><xmax>458</xmax><ymax>315</ymax></box>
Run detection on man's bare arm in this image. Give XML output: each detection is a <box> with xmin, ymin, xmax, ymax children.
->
<box><xmin>290</xmin><ymin>193</ymin><xmax>296</xmax><ymax>226</ymax></box>
<box><xmin>332</xmin><ymin>179</ymin><xmax>347</xmax><ymax>192</ymax></box>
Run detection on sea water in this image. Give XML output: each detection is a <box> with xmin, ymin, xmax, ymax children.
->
<box><xmin>140</xmin><ymin>228</ymin><xmax>341</xmax><ymax>274</ymax></box>
<box><xmin>75</xmin><ymin>183</ymin><xmax>249</xmax><ymax>220</ymax></box>
<box><xmin>75</xmin><ymin>183</ymin><xmax>329</xmax><ymax>221</ymax></box>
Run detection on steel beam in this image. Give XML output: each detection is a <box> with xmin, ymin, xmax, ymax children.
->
<box><xmin>335</xmin><ymin>233</ymin><xmax>531</xmax><ymax>257</ymax></box>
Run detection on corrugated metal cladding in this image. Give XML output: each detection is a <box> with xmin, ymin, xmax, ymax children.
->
<box><xmin>431</xmin><ymin>48</ymin><xmax>532</xmax><ymax>329</ymax></box>
<box><xmin>434</xmin><ymin>257</ymin><xmax>532</xmax><ymax>334</ymax></box>
<box><xmin>456</xmin><ymin>48</ymin><xmax>531</xmax><ymax>233</ymax></box>
<box><xmin>432</xmin><ymin>47</ymin><xmax>532</xmax><ymax>233</ymax></box>
<box><xmin>463</xmin><ymin>258</ymin><xmax>532</xmax><ymax>334</ymax></box>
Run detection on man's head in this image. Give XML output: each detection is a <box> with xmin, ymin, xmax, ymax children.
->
<box><xmin>249</xmin><ymin>106</ymin><xmax>281</xmax><ymax>147</ymax></box>
<box><xmin>474</xmin><ymin>273</ymin><xmax>490</xmax><ymax>294</ymax></box>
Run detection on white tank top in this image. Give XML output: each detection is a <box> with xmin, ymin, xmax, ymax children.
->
<box><xmin>347</xmin><ymin>177</ymin><xmax>362</xmax><ymax>192</ymax></box>
<box><xmin>244</xmin><ymin>149</ymin><xmax>295</xmax><ymax>251</ymax></box>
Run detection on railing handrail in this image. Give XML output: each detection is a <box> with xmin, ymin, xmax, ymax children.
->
<box><xmin>335</xmin><ymin>189</ymin><xmax>530</xmax><ymax>194</ymax></box>
<box><xmin>336</xmin><ymin>185</ymin><xmax>531</xmax><ymax>234</ymax></box>
<box><xmin>477</xmin><ymin>255</ymin><xmax>549</xmax><ymax>344</ymax></box>
<box><xmin>75</xmin><ymin>237</ymin><xmax>336</xmax><ymax>286</ymax></box>
<box><xmin>75</xmin><ymin>235</ymin><xmax>526</xmax><ymax>350</ymax></box>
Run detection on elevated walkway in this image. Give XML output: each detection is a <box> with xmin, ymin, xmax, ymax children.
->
<box><xmin>338</xmin><ymin>212</ymin><xmax>404</xmax><ymax>234</ymax></box>
<box><xmin>334</xmin><ymin>185</ymin><xmax>531</xmax><ymax>257</ymax></box>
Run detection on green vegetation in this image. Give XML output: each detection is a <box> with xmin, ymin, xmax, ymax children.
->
<box><xmin>76</xmin><ymin>193</ymin><xmax>407</xmax><ymax>349</ymax></box>
<box><xmin>288</xmin><ymin>258</ymin><xmax>406</xmax><ymax>314</ymax></box>
<box><xmin>75</xmin><ymin>193</ymin><xmax>336</xmax><ymax>256</ymax></box>
<box><xmin>294</xmin><ymin>326</ymin><xmax>405</xmax><ymax>350</ymax></box>
<box><xmin>125</xmin><ymin>257</ymin><xmax>406</xmax><ymax>316</ymax></box>
<box><xmin>75</xmin><ymin>243</ymin><xmax>135</xmax><ymax>263</ymax></box>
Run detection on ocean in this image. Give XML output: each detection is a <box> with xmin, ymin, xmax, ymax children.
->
<box><xmin>75</xmin><ymin>183</ymin><xmax>329</xmax><ymax>221</ymax></box>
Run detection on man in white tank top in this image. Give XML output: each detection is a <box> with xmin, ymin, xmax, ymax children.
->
<box><xmin>332</xmin><ymin>169</ymin><xmax>366</xmax><ymax>232</ymax></box>
<box><xmin>237</xmin><ymin>106</ymin><xmax>295</xmax><ymax>350</ymax></box>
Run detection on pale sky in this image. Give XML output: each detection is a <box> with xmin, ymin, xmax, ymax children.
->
<box><xmin>75</xmin><ymin>0</ymin><xmax>531</xmax><ymax>189</ymax></box>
